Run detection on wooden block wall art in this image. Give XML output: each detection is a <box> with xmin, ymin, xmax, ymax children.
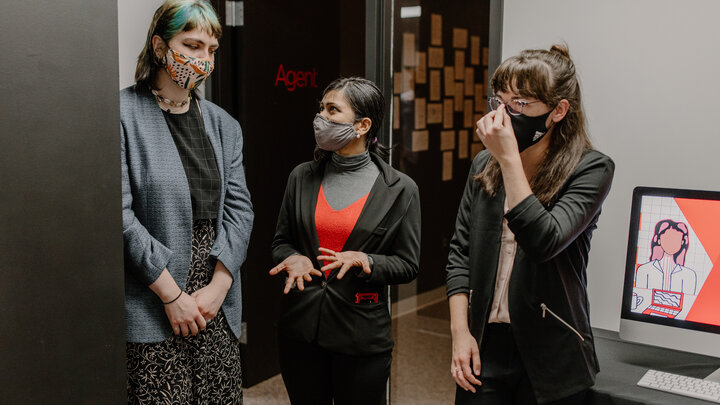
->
<box><xmin>427</xmin><ymin>103</ymin><xmax>442</xmax><ymax>124</ymax></box>
<box><xmin>454</xmin><ymin>50</ymin><xmax>465</xmax><ymax>80</ymax></box>
<box><xmin>402</xmin><ymin>33</ymin><xmax>416</xmax><ymax>67</ymax></box>
<box><xmin>464</xmin><ymin>67</ymin><xmax>474</xmax><ymax>96</ymax></box>
<box><xmin>415</xmin><ymin>51</ymin><xmax>427</xmax><ymax>84</ymax></box>
<box><xmin>431</xmin><ymin>14</ymin><xmax>442</xmax><ymax>46</ymax></box>
<box><xmin>443</xmin><ymin>98</ymin><xmax>453</xmax><ymax>129</ymax></box>
<box><xmin>458</xmin><ymin>129</ymin><xmax>469</xmax><ymax>159</ymax></box>
<box><xmin>444</xmin><ymin>66</ymin><xmax>455</xmax><ymax>97</ymax></box>
<box><xmin>470</xmin><ymin>35</ymin><xmax>481</xmax><ymax>65</ymax></box>
<box><xmin>453</xmin><ymin>28</ymin><xmax>468</xmax><ymax>48</ymax></box>
<box><xmin>428</xmin><ymin>47</ymin><xmax>444</xmax><ymax>68</ymax></box>
<box><xmin>393</xmin><ymin>96</ymin><xmax>400</xmax><ymax>129</ymax></box>
<box><xmin>412</xmin><ymin>130</ymin><xmax>429</xmax><ymax>152</ymax></box>
<box><xmin>440</xmin><ymin>130</ymin><xmax>456</xmax><ymax>150</ymax></box>
<box><xmin>429</xmin><ymin>70</ymin><xmax>441</xmax><ymax>101</ymax></box>
<box><xmin>442</xmin><ymin>151</ymin><xmax>453</xmax><ymax>181</ymax></box>
<box><xmin>415</xmin><ymin>98</ymin><xmax>426</xmax><ymax>129</ymax></box>
<box><xmin>464</xmin><ymin>99</ymin><xmax>473</xmax><ymax>128</ymax></box>
<box><xmin>454</xmin><ymin>82</ymin><xmax>463</xmax><ymax>111</ymax></box>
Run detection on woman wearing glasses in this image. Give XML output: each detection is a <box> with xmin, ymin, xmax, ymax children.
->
<box><xmin>446</xmin><ymin>44</ymin><xmax>614</xmax><ymax>404</ymax></box>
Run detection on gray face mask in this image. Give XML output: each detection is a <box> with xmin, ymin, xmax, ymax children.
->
<box><xmin>313</xmin><ymin>114</ymin><xmax>359</xmax><ymax>151</ymax></box>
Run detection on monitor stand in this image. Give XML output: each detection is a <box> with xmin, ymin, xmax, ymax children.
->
<box><xmin>706</xmin><ymin>368</ymin><xmax>720</xmax><ymax>383</ymax></box>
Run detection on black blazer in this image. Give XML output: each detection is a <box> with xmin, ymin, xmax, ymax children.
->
<box><xmin>446</xmin><ymin>149</ymin><xmax>615</xmax><ymax>403</ymax></box>
<box><xmin>272</xmin><ymin>153</ymin><xmax>421</xmax><ymax>355</ymax></box>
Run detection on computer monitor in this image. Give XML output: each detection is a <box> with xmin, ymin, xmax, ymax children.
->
<box><xmin>620</xmin><ymin>186</ymin><xmax>720</xmax><ymax>359</ymax></box>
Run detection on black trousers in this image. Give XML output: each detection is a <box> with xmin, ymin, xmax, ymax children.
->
<box><xmin>278</xmin><ymin>335</ymin><xmax>391</xmax><ymax>405</ymax></box>
<box><xmin>455</xmin><ymin>323</ymin><xmax>587</xmax><ymax>405</ymax></box>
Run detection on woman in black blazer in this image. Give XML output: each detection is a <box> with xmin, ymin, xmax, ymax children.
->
<box><xmin>269</xmin><ymin>77</ymin><xmax>421</xmax><ymax>405</ymax></box>
<box><xmin>446</xmin><ymin>45</ymin><xmax>614</xmax><ymax>404</ymax></box>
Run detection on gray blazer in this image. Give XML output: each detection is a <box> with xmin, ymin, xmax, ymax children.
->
<box><xmin>121</xmin><ymin>84</ymin><xmax>254</xmax><ymax>343</ymax></box>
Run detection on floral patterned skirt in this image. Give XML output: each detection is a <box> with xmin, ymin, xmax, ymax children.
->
<box><xmin>126</xmin><ymin>219</ymin><xmax>242</xmax><ymax>404</ymax></box>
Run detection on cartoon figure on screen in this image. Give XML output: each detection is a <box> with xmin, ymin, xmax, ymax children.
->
<box><xmin>635</xmin><ymin>219</ymin><xmax>696</xmax><ymax>295</ymax></box>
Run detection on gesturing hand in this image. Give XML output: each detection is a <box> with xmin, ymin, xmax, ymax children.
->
<box><xmin>451</xmin><ymin>329</ymin><xmax>482</xmax><ymax>392</ymax></box>
<box><xmin>268</xmin><ymin>254</ymin><xmax>323</xmax><ymax>294</ymax></box>
<box><xmin>316</xmin><ymin>247</ymin><xmax>372</xmax><ymax>280</ymax></box>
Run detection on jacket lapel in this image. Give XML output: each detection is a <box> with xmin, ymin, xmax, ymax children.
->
<box><xmin>137</xmin><ymin>85</ymin><xmax>191</xmax><ymax>193</ymax></box>
<box><xmin>300</xmin><ymin>160</ymin><xmax>324</xmax><ymax>267</ymax></box>
<box><xmin>342</xmin><ymin>154</ymin><xmax>401</xmax><ymax>251</ymax></box>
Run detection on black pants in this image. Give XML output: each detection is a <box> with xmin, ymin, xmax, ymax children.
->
<box><xmin>278</xmin><ymin>335</ymin><xmax>391</xmax><ymax>405</ymax></box>
<box><xmin>455</xmin><ymin>323</ymin><xmax>587</xmax><ymax>405</ymax></box>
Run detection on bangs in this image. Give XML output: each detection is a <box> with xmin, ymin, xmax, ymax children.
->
<box><xmin>167</xmin><ymin>2</ymin><xmax>222</xmax><ymax>39</ymax></box>
<box><xmin>491</xmin><ymin>54</ymin><xmax>553</xmax><ymax>102</ymax></box>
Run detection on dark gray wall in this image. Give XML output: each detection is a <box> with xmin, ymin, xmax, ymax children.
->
<box><xmin>0</xmin><ymin>1</ymin><xmax>126</xmax><ymax>403</ymax></box>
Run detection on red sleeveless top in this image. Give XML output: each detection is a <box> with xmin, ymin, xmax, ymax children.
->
<box><xmin>315</xmin><ymin>185</ymin><xmax>369</xmax><ymax>277</ymax></box>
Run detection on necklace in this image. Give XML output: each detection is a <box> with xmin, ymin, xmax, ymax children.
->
<box><xmin>151</xmin><ymin>89</ymin><xmax>191</xmax><ymax>107</ymax></box>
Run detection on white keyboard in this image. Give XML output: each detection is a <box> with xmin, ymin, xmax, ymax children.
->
<box><xmin>637</xmin><ymin>369</ymin><xmax>720</xmax><ymax>403</ymax></box>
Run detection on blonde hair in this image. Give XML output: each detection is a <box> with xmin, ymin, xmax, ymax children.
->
<box><xmin>135</xmin><ymin>0</ymin><xmax>222</xmax><ymax>86</ymax></box>
<box><xmin>475</xmin><ymin>44</ymin><xmax>593</xmax><ymax>205</ymax></box>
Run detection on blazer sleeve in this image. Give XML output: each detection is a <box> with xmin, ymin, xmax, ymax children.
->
<box><xmin>505</xmin><ymin>152</ymin><xmax>615</xmax><ymax>263</ymax></box>
<box><xmin>445</xmin><ymin>158</ymin><xmax>479</xmax><ymax>297</ymax></box>
<box><xmin>271</xmin><ymin>167</ymin><xmax>303</xmax><ymax>264</ymax></box>
<box><xmin>210</xmin><ymin>121</ymin><xmax>254</xmax><ymax>279</ymax></box>
<box><xmin>121</xmin><ymin>123</ymin><xmax>172</xmax><ymax>286</ymax></box>
<box><xmin>365</xmin><ymin>182</ymin><xmax>421</xmax><ymax>285</ymax></box>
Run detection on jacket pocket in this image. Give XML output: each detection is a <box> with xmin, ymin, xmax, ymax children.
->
<box><xmin>540</xmin><ymin>303</ymin><xmax>584</xmax><ymax>342</ymax></box>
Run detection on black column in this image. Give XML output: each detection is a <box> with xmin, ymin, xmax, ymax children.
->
<box><xmin>0</xmin><ymin>1</ymin><xmax>125</xmax><ymax>403</ymax></box>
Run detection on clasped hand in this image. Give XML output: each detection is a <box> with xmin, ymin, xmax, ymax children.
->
<box><xmin>166</xmin><ymin>282</ymin><xmax>230</xmax><ymax>337</ymax></box>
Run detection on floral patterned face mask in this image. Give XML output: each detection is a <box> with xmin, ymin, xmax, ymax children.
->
<box><xmin>162</xmin><ymin>47</ymin><xmax>215</xmax><ymax>90</ymax></box>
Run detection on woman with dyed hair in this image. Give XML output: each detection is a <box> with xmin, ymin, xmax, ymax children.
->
<box><xmin>121</xmin><ymin>1</ymin><xmax>253</xmax><ymax>402</ymax></box>
<box><xmin>270</xmin><ymin>77</ymin><xmax>421</xmax><ymax>404</ymax></box>
<box><xmin>446</xmin><ymin>44</ymin><xmax>614</xmax><ymax>404</ymax></box>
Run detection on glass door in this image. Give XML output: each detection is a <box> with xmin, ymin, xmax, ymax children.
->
<box><xmin>388</xmin><ymin>1</ymin><xmax>493</xmax><ymax>403</ymax></box>
<box><xmin>209</xmin><ymin>0</ymin><xmax>367</xmax><ymax>393</ymax></box>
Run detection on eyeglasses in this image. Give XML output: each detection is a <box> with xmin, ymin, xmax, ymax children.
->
<box><xmin>487</xmin><ymin>96</ymin><xmax>544</xmax><ymax>116</ymax></box>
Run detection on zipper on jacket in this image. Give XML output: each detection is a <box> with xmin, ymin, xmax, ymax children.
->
<box><xmin>468</xmin><ymin>289</ymin><xmax>473</xmax><ymax>306</ymax></box>
<box><xmin>540</xmin><ymin>303</ymin><xmax>585</xmax><ymax>342</ymax></box>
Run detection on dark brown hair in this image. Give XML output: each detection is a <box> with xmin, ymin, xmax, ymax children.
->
<box><xmin>475</xmin><ymin>44</ymin><xmax>593</xmax><ymax>205</ymax></box>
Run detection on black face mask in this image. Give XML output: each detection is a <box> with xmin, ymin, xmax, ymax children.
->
<box><xmin>509</xmin><ymin>111</ymin><xmax>552</xmax><ymax>152</ymax></box>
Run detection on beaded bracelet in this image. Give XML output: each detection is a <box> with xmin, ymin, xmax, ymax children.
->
<box><xmin>163</xmin><ymin>291</ymin><xmax>183</xmax><ymax>305</ymax></box>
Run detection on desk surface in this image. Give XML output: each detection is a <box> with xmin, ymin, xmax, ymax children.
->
<box><xmin>589</xmin><ymin>329</ymin><xmax>720</xmax><ymax>404</ymax></box>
